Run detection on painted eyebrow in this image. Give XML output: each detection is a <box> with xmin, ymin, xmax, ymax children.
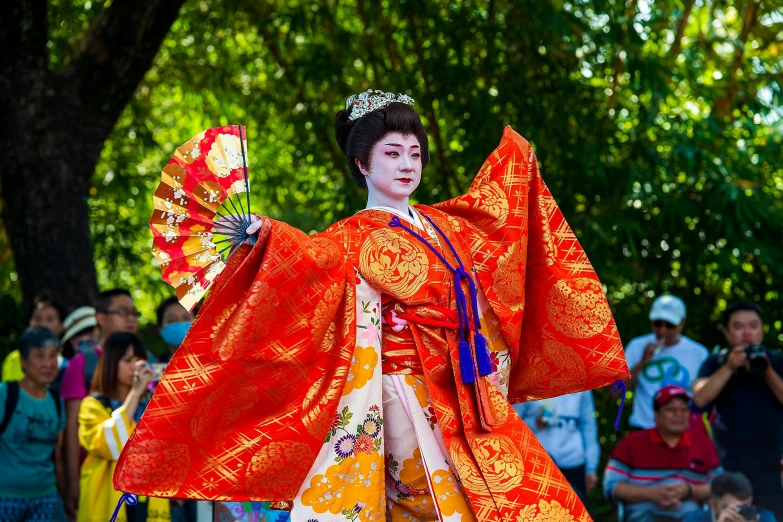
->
<box><xmin>383</xmin><ymin>143</ymin><xmax>420</xmax><ymax>148</ymax></box>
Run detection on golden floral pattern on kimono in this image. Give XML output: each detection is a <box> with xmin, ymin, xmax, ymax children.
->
<box><xmin>115</xmin><ymin>127</ymin><xmax>629</xmax><ymax>522</ymax></box>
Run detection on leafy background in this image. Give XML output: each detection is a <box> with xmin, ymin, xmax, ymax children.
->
<box><xmin>1</xmin><ymin>0</ymin><xmax>782</xmax><ymax>516</ymax></box>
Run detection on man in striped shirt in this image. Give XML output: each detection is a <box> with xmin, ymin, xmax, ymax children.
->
<box><xmin>604</xmin><ymin>385</ymin><xmax>723</xmax><ymax>521</ymax></box>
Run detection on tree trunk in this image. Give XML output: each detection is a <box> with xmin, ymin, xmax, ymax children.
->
<box><xmin>0</xmin><ymin>0</ymin><xmax>185</xmax><ymax>313</ymax></box>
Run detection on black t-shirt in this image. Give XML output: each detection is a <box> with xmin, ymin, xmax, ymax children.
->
<box><xmin>698</xmin><ymin>350</ymin><xmax>783</xmax><ymax>474</ymax></box>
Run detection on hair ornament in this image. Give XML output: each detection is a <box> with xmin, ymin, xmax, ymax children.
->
<box><xmin>345</xmin><ymin>89</ymin><xmax>414</xmax><ymax>121</ymax></box>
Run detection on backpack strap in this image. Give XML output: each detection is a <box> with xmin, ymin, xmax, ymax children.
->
<box><xmin>82</xmin><ymin>342</ymin><xmax>99</xmax><ymax>391</ymax></box>
<box><xmin>0</xmin><ymin>382</ymin><xmax>20</xmax><ymax>436</ymax></box>
<box><xmin>90</xmin><ymin>393</ymin><xmax>113</xmax><ymax>410</ymax></box>
<box><xmin>49</xmin><ymin>387</ymin><xmax>63</xmax><ymax>427</ymax></box>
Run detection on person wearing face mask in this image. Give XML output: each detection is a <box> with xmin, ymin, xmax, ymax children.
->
<box><xmin>694</xmin><ymin>302</ymin><xmax>783</xmax><ymax>519</ymax></box>
<box><xmin>153</xmin><ymin>297</ymin><xmax>195</xmax><ymax>522</ymax></box>
<box><xmin>154</xmin><ymin>297</ymin><xmax>194</xmax><ymax>364</ymax></box>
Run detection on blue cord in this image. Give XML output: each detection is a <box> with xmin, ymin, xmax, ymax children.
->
<box><xmin>611</xmin><ymin>380</ymin><xmax>627</xmax><ymax>431</ymax></box>
<box><xmin>109</xmin><ymin>492</ymin><xmax>138</xmax><ymax>522</ymax></box>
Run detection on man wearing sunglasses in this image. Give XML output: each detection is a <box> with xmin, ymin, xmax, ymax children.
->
<box><xmin>624</xmin><ymin>295</ymin><xmax>709</xmax><ymax>430</ymax></box>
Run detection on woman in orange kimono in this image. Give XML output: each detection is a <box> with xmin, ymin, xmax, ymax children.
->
<box><xmin>114</xmin><ymin>90</ymin><xmax>629</xmax><ymax>522</ymax></box>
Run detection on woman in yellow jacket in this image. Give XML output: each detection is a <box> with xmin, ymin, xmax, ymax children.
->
<box><xmin>78</xmin><ymin>332</ymin><xmax>169</xmax><ymax>522</ymax></box>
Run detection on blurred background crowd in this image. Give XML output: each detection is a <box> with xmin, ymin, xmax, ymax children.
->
<box><xmin>4</xmin><ymin>291</ymin><xmax>783</xmax><ymax>522</ymax></box>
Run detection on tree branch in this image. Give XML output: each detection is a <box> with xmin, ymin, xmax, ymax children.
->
<box><xmin>669</xmin><ymin>0</ymin><xmax>696</xmax><ymax>61</ymax></box>
<box><xmin>0</xmin><ymin>0</ymin><xmax>48</xmax><ymax>84</ymax></box>
<box><xmin>250</xmin><ymin>5</ymin><xmax>344</xmax><ymax>169</ymax></box>
<box><xmin>0</xmin><ymin>0</ymin><xmax>48</xmax><ymax>152</ymax></box>
<box><xmin>609</xmin><ymin>0</ymin><xmax>639</xmax><ymax>111</ymax></box>
<box><xmin>57</xmin><ymin>0</ymin><xmax>186</xmax><ymax>140</ymax></box>
<box><xmin>718</xmin><ymin>0</ymin><xmax>762</xmax><ymax>119</ymax></box>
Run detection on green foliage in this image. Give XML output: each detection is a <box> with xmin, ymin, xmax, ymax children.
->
<box><xmin>1</xmin><ymin>0</ymin><xmax>782</xmax><ymax>515</ymax></box>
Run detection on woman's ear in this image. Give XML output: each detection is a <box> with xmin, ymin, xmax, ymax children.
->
<box><xmin>355</xmin><ymin>157</ymin><xmax>370</xmax><ymax>176</ymax></box>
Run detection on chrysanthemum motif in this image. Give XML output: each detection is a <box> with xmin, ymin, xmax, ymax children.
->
<box><xmin>334</xmin><ymin>435</ymin><xmax>356</xmax><ymax>458</ymax></box>
<box><xmin>354</xmin><ymin>434</ymin><xmax>374</xmax><ymax>454</ymax></box>
<box><xmin>329</xmin><ymin>413</ymin><xmax>341</xmax><ymax>431</ymax></box>
<box><xmin>362</xmin><ymin>418</ymin><xmax>381</xmax><ymax>438</ymax></box>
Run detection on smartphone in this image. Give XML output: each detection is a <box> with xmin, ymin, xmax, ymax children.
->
<box><xmin>149</xmin><ymin>362</ymin><xmax>168</xmax><ymax>381</ymax></box>
<box><xmin>738</xmin><ymin>504</ymin><xmax>758</xmax><ymax>521</ymax></box>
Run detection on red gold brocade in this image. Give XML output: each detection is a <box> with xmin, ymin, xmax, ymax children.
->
<box><xmin>115</xmin><ymin>127</ymin><xmax>628</xmax><ymax>521</ymax></box>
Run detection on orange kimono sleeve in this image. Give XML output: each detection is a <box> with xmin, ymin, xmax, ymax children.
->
<box><xmin>113</xmin><ymin>217</ymin><xmax>356</xmax><ymax>501</ymax></box>
<box><xmin>433</xmin><ymin>126</ymin><xmax>629</xmax><ymax>403</ymax></box>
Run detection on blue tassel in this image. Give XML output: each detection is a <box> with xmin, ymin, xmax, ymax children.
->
<box><xmin>475</xmin><ymin>333</ymin><xmax>493</xmax><ymax>376</ymax></box>
<box><xmin>458</xmin><ymin>340</ymin><xmax>476</xmax><ymax>384</ymax></box>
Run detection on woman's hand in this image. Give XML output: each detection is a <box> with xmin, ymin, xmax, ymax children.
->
<box><xmin>246</xmin><ymin>214</ymin><xmax>264</xmax><ymax>236</ymax></box>
<box><xmin>216</xmin><ymin>214</ymin><xmax>263</xmax><ymax>245</ymax></box>
<box><xmin>132</xmin><ymin>360</ymin><xmax>154</xmax><ymax>395</ymax></box>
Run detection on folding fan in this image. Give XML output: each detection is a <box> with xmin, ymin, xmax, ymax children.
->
<box><xmin>149</xmin><ymin>125</ymin><xmax>256</xmax><ymax>311</ymax></box>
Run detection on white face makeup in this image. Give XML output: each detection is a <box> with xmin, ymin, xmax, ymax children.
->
<box><xmin>357</xmin><ymin>132</ymin><xmax>422</xmax><ymax>210</ymax></box>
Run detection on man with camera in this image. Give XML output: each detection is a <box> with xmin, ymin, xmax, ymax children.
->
<box><xmin>683</xmin><ymin>472</ymin><xmax>776</xmax><ymax>522</ymax></box>
<box><xmin>693</xmin><ymin>302</ymin><xmax>783</xmax><ymax>519</ymax></box>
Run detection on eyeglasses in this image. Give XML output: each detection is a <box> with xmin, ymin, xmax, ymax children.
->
<box><xmin>105</xmin><ymin>308</ymin><xmax>141</xmax><ymax>319</ymax></box>
<box><xmin>653</xmin><ymin>320</ymin><xmax>677</xmax><ymax>329</ymax></box>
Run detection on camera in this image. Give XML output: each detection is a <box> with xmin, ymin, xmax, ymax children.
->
<box><xmin>738</xmin><ymin>504</ymin><xmax>758</xmax><ymax>521</ymax></box>
<box><xmin>148</xmin><ymin>362</ymin><xmax>168</xmax><ymax>381</ymax></box>
<box><xmin>717</xmin><ymin>344</ymin><xmax>769</xmax><ymax>374</ymax></box>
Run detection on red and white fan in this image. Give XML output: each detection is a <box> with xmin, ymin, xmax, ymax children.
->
<box><xmin>149</xmin><ymin>125</ymin><xmax>256</xmax><ymax>311</ymax></box>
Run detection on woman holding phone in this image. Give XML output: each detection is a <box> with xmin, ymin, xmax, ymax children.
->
<box><xmin>77</xmin><ymin>332</ymin><xmax>169</xmax><ymax>522</ymax></box>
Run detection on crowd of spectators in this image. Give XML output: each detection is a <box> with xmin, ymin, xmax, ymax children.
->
<box><xmin>0</xmin><ymin>290</ymin><xmax>194</xmax><ymax>522</ymax></box>
<box><xmin>515</xmin><ymin>295</ymin><xmax>783</xmax><ymax>522</ymax></box>
<box><xmin>2</xmin><ymin>289</ymin><xmax>782</xmax><ymax>522</ymax></box>
<box><xmin>599</xmin><ymin>297</ymin><xmax>783</xmax><ymax>522</ymax></box>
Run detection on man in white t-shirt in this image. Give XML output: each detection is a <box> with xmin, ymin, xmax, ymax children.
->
<box><xmin>625</xmin><ymin>295</ymin><xmax>709</xmax><ymax>429</ymax></box>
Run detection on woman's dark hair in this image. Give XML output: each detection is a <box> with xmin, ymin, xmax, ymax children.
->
<box><xmin>155</xmin><ymin>296</ymin><xmax>180</xmax><ymax>326</ymax></box>
<box><xmin>28</xmin><ymin>296</ymin><xmax>66</xmax><ymax>324</ymax></box>
<box><xmin>91</xmin><ymin>332</ymin><xmax>146</xmax><ymax>397</ymax></box>
<box><xmin>335</xmin><ymin>101</ymin><xmax>429</xmax><ymax>188</ymax></box>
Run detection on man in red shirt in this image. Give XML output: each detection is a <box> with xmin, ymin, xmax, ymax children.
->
<box><xmin>604</xmin><ymin>385</ymin><xmax>724</xmax><ymax>521</ymax></box>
